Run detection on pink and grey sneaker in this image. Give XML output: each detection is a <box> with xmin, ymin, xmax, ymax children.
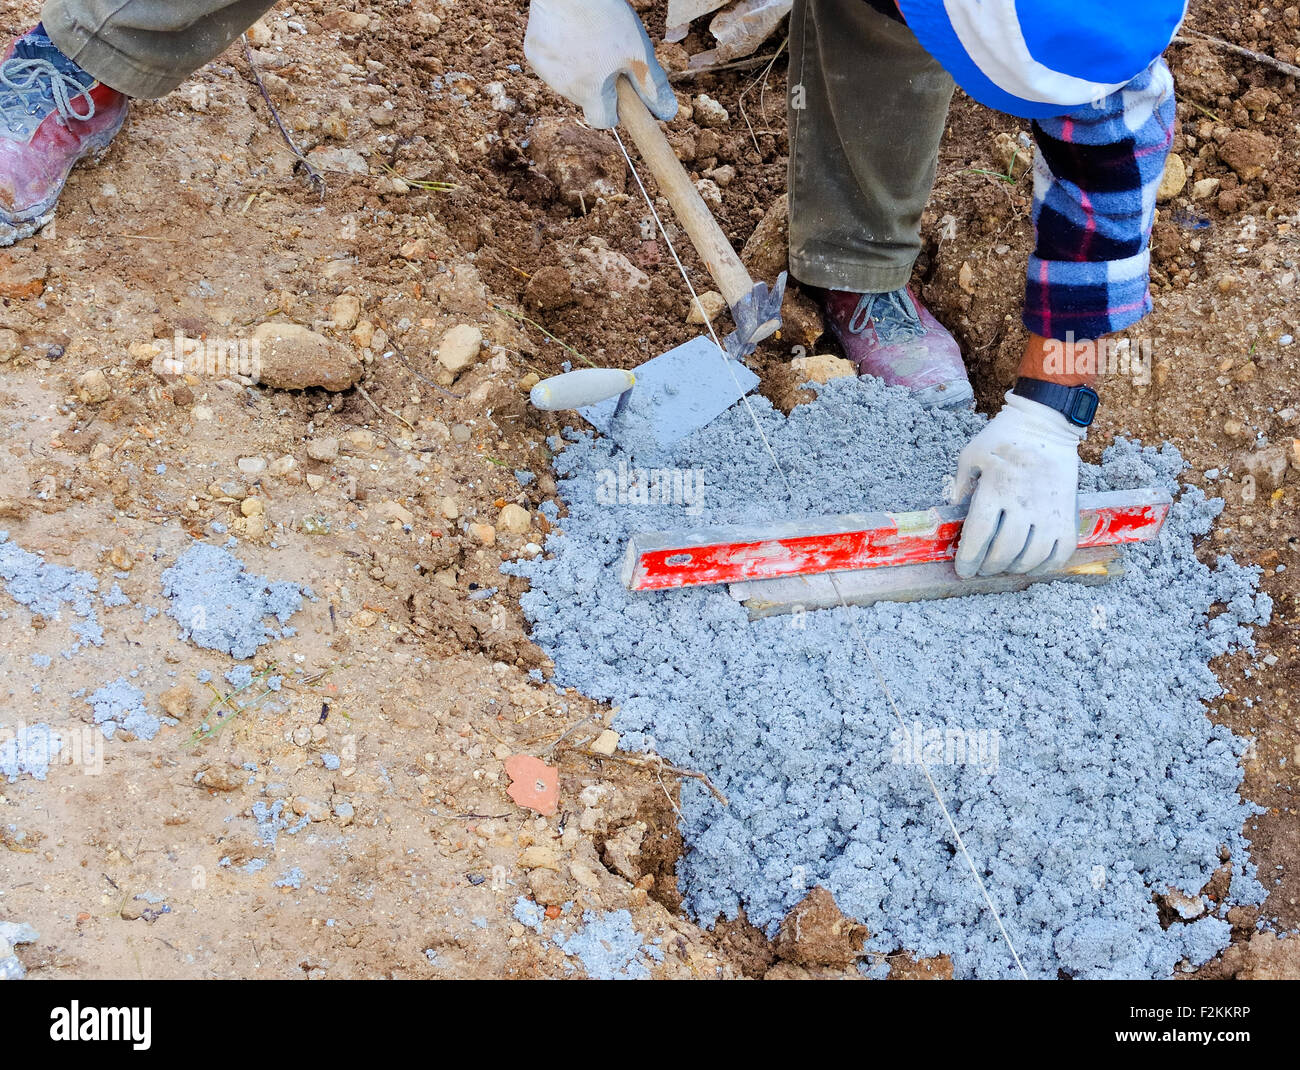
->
<box><xmin>0</xmin><ymin>24</ymin><xmax>128</xmax><ymax>246</ymax></box>
<box><xmin>824</xmin><ymin>287</ymin><xmax>974</xmax><ymax>409</ymax></box>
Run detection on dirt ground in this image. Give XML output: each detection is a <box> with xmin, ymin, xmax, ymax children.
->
<box><xmin>0</xmin><ymin>0</ymin><xmax>1296</xmax><ymax>980</ymax></box>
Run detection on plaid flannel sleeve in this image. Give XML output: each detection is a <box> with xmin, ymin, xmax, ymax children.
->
<box><xmin>1023</xmin><ymin>58</ymin><xmax>1177</xmax><ymax>342</ymax></box>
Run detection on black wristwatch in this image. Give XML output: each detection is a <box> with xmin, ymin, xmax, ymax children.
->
<box><xmin>1012</xmin><ymin>377</ymin><xmax>1099</xmax><ymax>428</ymax></box>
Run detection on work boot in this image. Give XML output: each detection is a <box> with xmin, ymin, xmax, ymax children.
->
<box><xmin>0</xmin><ymin>24</ymin><xmax>128</xmax><ymax>246</ymax></box>
<box><xmin>823</xmin><ymin>287</ymin><xmax>974</xmax><ymax>409</ymax></box>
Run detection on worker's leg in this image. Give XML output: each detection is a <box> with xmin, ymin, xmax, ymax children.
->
<box><xmin>788</xmin><ymin>0</ymin><xmax>954</xmax><ymax>292</ymax></box>
<box><xmin>0</xmin><ymin>2</ymin><xmax>275</xmax><ymax>243</ymax></box>
<box><xmin>42</xmin><ymin>0</ymin><xmax>278</xmax><ymax>99</ymax></box>
<box><xmin>787</xmin><ymin>0</ymin><xmax>969</xmax><ymax>407</ymax></box>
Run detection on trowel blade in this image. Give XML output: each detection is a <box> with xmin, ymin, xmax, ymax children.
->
<box><xmin>578</xmin><ymin>335</ymin><xmax>759</xmax><ymax>450</ymax></box>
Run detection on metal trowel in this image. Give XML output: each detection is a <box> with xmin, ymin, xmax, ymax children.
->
<box><xmin>529</xmin><ymin>338</ymin><xmax>759</xmax><ymax>450</ymax></box>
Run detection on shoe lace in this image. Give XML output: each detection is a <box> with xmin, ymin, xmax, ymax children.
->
<box><xmin>846</xmin><ymin>288</ymin><xmax>926</xmax><ymax>344</ymax></box>
<box><xmin>0</xmin><ymin>56</ymin><xmax>95</xmax><ymax>122</ymax></box>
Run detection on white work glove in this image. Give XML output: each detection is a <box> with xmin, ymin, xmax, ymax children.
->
<box><xmin>524</xmin><ymin>0</ymin><xmax>677</xmax><ymax>129</ymax></box>
<box><xmin>949</xmin><ymin>392</ymin><xmax>1085</xmax><ymax>578</ymax></box>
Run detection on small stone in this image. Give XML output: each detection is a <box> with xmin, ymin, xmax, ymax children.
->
<box><xmin>1241</xmin><ymin>446</ymin><xmax>1289</xmax><ymax>491</ymax></box>
<box><xmin>992</xmin><ymin>130</ymin><xmax>1032</xmax><ymax>179</ymax></box>
<box><xmin>567</xmin><ymin>860</ymin><xmax>601</xmax><ymax>889</ymax></box>
<box><xmin>310</xmin><ymin>723</ymin><xmax>327</xmax><ymax>744</ymax></box>
<box><xmin>246</xmin><ymin>18</ymin><xmax>272</xmax><ymax>45</ymax></box>
<box><xmin>74</xmin><ymin>369</ymin><xmax>112</xmax><ymax>404</ymax></box>
<box><xmin>322</xmin><ymin>114</ymin><xmax>347</xmax><ymax>140</ymax></box>
<box><xmin>1223</xmin><ymin>418</ymin><xmax>1251</xmax><ymax>441</ymax></box>
<box><xmin>352</xmin><ymin>609</ymin><xmax>379</xmax><ymax>628</ymax></box>
<box><xmin>498</xmin><ymin>503</ymin><xmax>531</xmax><ymax>533</ymax></box>
<box><xmin>1191</xmin><ymin>177</ymin><xmax>1220</xmax><ymax>200</ymax></box>
<box><xmin>1218</xmin><ymin>129</ymin><xmax>1276</xmax><ymax>182</ymax></box>
<box><xmin>590</xmin><ymin>729</ymin><xmax>619</xmax><ymax>756</ymax></box>
<box><xmin>291</xmin><ymin>726</ymin><xmax>312</xmax><ymax>747</ymax></box>
<box><xmin>198</xmin><ymin>763</ymin><xmax>244</xmax><ymax>792</ymax></box>
<box><xmin>237</xmin><ymin>456</ymin><xmax>267</xmax><ymax>476</ymax></box>
<box><xmin>267</xmin><ymin>454</ymin><xmax>297</xmax><ymax>477</ymax></box>
<box><xmin>437</xmin><ymin>325</ymin><xmax>483</xmax><ymax>375</ymax></box>
<box><xmin>518</xmin><ymin>372</ymin><xmax>540</xmax><ymax>392</ymax></box>
<box><xmin>741</xmin><ymin>193</ymin><xmax>790</xmax><ymax>281</ymax></box>
<box><xmin>330</xmin><ymin>294</ymin><xmax>361</xmax><ymax>330</ymax></box>
<box><xmin>687</xmin><ymin>290</ymin><xmax>727</xmax><ymax>324</ymax></box>
<box><xmin>0</xmin><ymin>252</ymin><xmax>47</xmax><ymax>298</ymax></box>
<box><xmin>332</xmin><ymin>799</ymin><xmax>355</xmax><ymax>826</ymax></box>
<box><xmin>108</xmin><ymin>546</ymin><xmax>132</xmax><ymax>570</ymax></box>
<box><xmin>305</xmin><ymin>439</ymin><xmax>338</xmax><ymax>465</ymax></box>
<box><xmin>440</xmin><ymin>496</ymin><xmax>461</xmax><ymax>519</ymax></box>
<box><xmin>705</xmin><ymin>164</ymin><xmax>737</xmax><ymax>187</ymax></box>
<box><xmin>602</xmin><ymin>823</ymin><xmax>644</xmax><ymax>881</ymax></box>
<box><xmin>293</xmin><ymin>797</ymin><xmax>328</xmax><ymax>821</ymax></box>
<box><xmin>376</xmin><ymin>499</ymin><xmax>414</xmax><ymax>526</ymax></box>
<box><xmin>1163</xmin><ymin>889</ymin><xmax>1207</xmax><ymax>919</ymax></box>
<box><xmin>159</xmin><ymin>684</ymin><xmax>192</xmax><ymax>717</ymax></box>
<box><xmin>350</xmin><ymin>320</ymin><xmax>375</xmax><ymax>349</ymax></box>
<box><xmin>577</xmin><ymin>237</ymin><xmax>649</xmax><ymax>295</ymax></box>
<box><xmin>240</xmin><ymin>497</ymin><xmax>265</xmax><ymax>517</ymax></box>
<box><xmin>450</xmin><ymin>423</ymin><xmax>472</xmax><ymax>444</ymax></box>
<box><xmin>791</xmin><ymin>354</ymin><xmax>855</xmax><ymax>384</ymax></box>
<box><xmin>306</xmin><ymin>473</ymin><xmax>326</xmax><ymax>491</ymax></box>
<box><xmin>1289</xmin><ymin>439</ymin><xmax>1300</xmax><ymax>473</ymax></box>
<box><xmin>693</xmin><ymin>94</ymin><xmax>729</xmax><ymax>128</ymax></box>
<box><xmin>343</xmin><ymin>428</ymin><xmax>378</xmax><ymax>453</ymax></box>
<box><xmin>306</xmin><ymin>146</ymin><xmax>368</xmax><ymax>175</ymax></box>
<box><xmin>695</xmin><ymin>178</ymin><xmax>723</xmax><ymax>209</ymax></box>
<box><xmin>470</xmin><ymin>523</ymin><xmax>497</xmax><ymax>546</ymax></box>
<box><xmin>518</xmin><ymin>845</ymin><xmax>560</xmax><ymax>871</ymax></box>
<box><xmin>0</xmin><ymin>328</ymin><xmax>20</xmax><ymax>362</ymax></box>
<box><xmin>1156</xmin><ymin>153</ymin><xmax>1187</xmax><ymax>202</ymax></box>
<box><xmin>400</xmin><ymin>238</ymin><xmax>429</xmax><ymax>261</ymax></box>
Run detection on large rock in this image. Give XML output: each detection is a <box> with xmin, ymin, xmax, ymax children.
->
<box><xmin>251</xmin><ymin>322</ymin><xmax>363</xmax><ymax>391</ymax></box>
<box><xmin>529</xmin><ymin>119</ymin><xmax>626</xmax><ymax>212</ymax></box>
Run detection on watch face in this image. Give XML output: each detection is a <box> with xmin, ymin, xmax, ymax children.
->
<box><xmin>1068</xmin><ymin>388</ymin><xmax>1099</xmax><ymax>427</ymax></box>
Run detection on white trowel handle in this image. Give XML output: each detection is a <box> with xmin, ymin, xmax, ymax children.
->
<box><xmin>530</xmin><ymin>368</ymin><xmax>636</xmax><ymax>411</ymax></box>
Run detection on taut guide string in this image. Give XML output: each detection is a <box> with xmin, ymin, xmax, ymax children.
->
<box><xmin>612</xmin><ymin>125</ymin><xmax>1029</xmax><ymax>979</ymax></box>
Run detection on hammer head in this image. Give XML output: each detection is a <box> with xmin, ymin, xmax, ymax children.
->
<box><xmin>723</xmin><ymin>271</ymin><xmax>787</xmax><ymax>362</ymax></box>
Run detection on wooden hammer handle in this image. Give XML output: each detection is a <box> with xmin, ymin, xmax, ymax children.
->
<box><xmin>615</xmin><ymin>77</ymin><xmax>755</xmax><ymax>311</ymax></box>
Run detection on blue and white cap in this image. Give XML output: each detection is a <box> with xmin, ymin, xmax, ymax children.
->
<box><xmin>896</xmin><ymin>0</ymin><xmax>1187</xmax><ymax>118</ymax></box>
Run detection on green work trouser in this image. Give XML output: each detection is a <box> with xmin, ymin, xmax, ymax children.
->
<box><xmin>788</xmin><ymin>0</ymin><xmax>954</xmax><ymax>293</ymax></box>
<box><xmin>45</xmin><ymin>0</ymin><xmax>951</xmax><ymax>293</ymax></box>
<box><xmin>41</xmin><ymin>0</ymin><xmax>277</xmax><ymax>99</ymax></box>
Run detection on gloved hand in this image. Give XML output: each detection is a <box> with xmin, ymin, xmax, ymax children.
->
<box><xmin>524</xmin><ymin>0</ymin><xmax>677</xmax><ymax>129</ymax></box>
<box><xmin>949</xmin><ymin>392</ymin><xmax>1084</xmax><ymax>578</ymax></box>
